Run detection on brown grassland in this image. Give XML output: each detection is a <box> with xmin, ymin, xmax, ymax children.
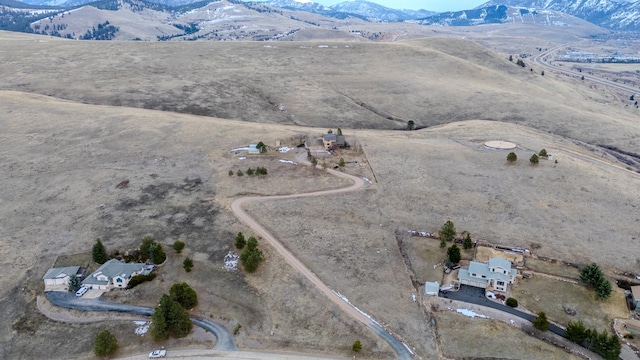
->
<box><xmin>1</xmin><ymin>27</ymin><xmax>640</xmax><ymax>359</ymax></box>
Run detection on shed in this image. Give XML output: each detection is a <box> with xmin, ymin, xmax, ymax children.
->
<box><xmin>425</xmin><ymin>281</ymin><xmax>440</xmax><ymax>296</ymax></box>
<box><xmin>248</xmin><ymin>144</ymin><xmax>261</xmax><ymax>154</ymax></box>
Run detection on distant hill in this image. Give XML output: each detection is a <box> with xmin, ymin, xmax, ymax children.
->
<box><xmin>481</xmin><ymin>0</ymin><xmax>640</xmax><ymax>30</ymax></box>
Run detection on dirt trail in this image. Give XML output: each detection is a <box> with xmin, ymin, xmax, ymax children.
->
<box><xmin>230</xmin><ymin>157</ymin><xmax>412</xmax><ymax>358</ymax></box>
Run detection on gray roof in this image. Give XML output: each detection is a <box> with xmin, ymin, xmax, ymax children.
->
<box><xmin>43</xmin><ymin>266</ymin><xmax>80</xmax><ymax>280</ymax></box>
<box><xmin>425</xmin><ymin>281</ymin><xmax>439</xmax><ymax>295</ymax></box>
<box><xmin>458</xmin><ymin>268</ymin><xmax>489</xmax><ymax>286</ymax></box>
<box><xmin>466</xmin><ymin>260</ymin><xmax>511</xmax><ymax>283</ymax></box>
<box><xmin>323</xmin><ymin>134</ymin><xmax>337</xmax><ymax>141</ymax></box>
<box><xmin>489</xmin><ymin>258</ymin><xmax>513</xmax><ymax>270</ymax></box>
<box><xmin>88</xmin><ymin>259</ymin><xmax>145</xmax><ymax>280</ymax></box>
<box><xmin>632</xmin><ymin>286</ymin><xmax>640</xmax><ymax>302</ymax></box>
<box><xmin>82</xmin><ymin>277</ymin><xmax>108</xmax><ymax>286</ymax></box>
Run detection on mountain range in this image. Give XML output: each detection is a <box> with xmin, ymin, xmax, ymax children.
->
<box><xmin>2</xmin><ymin>0</ymin><xmax>640</xmax><ymax>35</ymax></box>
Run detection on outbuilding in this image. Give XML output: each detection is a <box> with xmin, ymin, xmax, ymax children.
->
<box><xmin>425</xmin><ymin>281</ymin><xmax>440</xmax><ymax>296</ymax></box>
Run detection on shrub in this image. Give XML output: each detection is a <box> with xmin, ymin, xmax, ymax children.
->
<box><xmin>183</xmin><ymin>257</ymin><xmax>194</xmax><ymax>272</ymax></box>
<box><xmin>127</xmin><ymin>273</ymin><xmax>157</xmax><ymax>289</ymax></box>
<box><xmin>506</xmin><ymin>297</ymin><xmax>518</xmax><ymax>307</ymax></box>
<box><xmin>507</xmin><ymin>152</ymin><xmax>517</xmax><ymax>163</ymax></box>
<box><xmin>173</xmin><ymin>240</ymin><xmax>185</xmax><ymax>254</ymax></box>
<box><xmin>170</xmin><ymin>282</ymin><xmax>198</xmax><ymax>309</ymax></box>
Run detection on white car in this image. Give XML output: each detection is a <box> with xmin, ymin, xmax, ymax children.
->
<box><xmin>75</xmin><ymin>286</ymin><xmax>88</xmax><ymax>297</ymax></box>
<box><xmin>149</xmin><ymin>349</ymin><xmax>166</xmax><ymax>358</ymax></box>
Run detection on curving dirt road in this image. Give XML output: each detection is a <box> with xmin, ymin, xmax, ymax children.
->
<box><xmin>230</xmin><ymin>158</ymin><xmax>412</xmax><ymax>359</ymax></box>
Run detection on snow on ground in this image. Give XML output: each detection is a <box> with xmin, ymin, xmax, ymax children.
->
<box><xmin>238</xmin><ymin>157</ymin><xmax>246</xmax><ymax>160</ymax></box>
<box><xmin>230</xmin><ymin>147</ymin><xmax>250</xmax><ymax>152</ymax></box>
<box><xmin>456</xmin><ymin>308</ymin><xmax>488</xmax><ymax>318</ymax></box>
<box><xmin>134</xmin><ymin>321</ymin><xmax>150</xmax><ymax>335</ymax></box>
<box><xmin>278</xmin><ymin>147</ymin><xmax>293</xmax><ymax>153</ymax></box>
<box><xmin>224</xmin><ymin>252</ymin><xmax>239</xmax><ymax>271</ymax></box>
<box><xmin>279</xmin><ymin>160</ymin><xmax>296</xmax><ymax>165</ymax></box>
<box><xmin>362</xmin><ymin>177</ymin><xmax>372</xmax><ymax>184</ymax></box>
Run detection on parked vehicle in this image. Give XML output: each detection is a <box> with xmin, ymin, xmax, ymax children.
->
<box><xmin>149</xmin><ymin>349</ymin><xmax>166</xmax><ymax>358</ymax></box>
<box><xmin>75</xmin><ymin>286</ymin><xmax>88</xmax><ymax>297</ymax></box>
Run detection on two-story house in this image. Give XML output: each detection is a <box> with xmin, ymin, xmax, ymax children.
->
<box><xmin>457</xmin><ymin>258</ymin><xmax>518</xmax><ymax>293</ymax></box>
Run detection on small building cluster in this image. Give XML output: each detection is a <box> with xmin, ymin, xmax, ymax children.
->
<box><xmin>305</xmin><ymin>132</ymin><xmax>345</xmax><ymax>156</ymax></box>
<box><xmin>43</xmin><ymin>259</ymin><xmax>153</xmax><ymax>294</ymax></box>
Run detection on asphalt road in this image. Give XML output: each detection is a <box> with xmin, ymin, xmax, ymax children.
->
<box><xmin>45</xmin><ymin>291</ymin><xmax>238</xmax><ymax>351</ymax></box>
<box><xmin>439</xmin><ymin>285</ymin><xmax>565</xmax><ymax>337</ymax></box>
<box><xmin>533</xmin><ymin>47</ymin><xmax>640</xmax><ymax>95</ymax></box>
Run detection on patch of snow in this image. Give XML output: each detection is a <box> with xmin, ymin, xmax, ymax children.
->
<box><xmin>362</xmin><ymin>177</ymin><xmax>372</xmax><ymax>184</ymax></box>
<box><xmin>230</xmin><ymin>147</ymin><xmax>250</xmax><ymax>152</ymax></box>
<box><xmin>318</xmin><ymin>45</ymin><xmax>329</xmax><ymax>48</ymax></box>
<box><xmin>278</xmin><ymin>147</ymin><xmax>293</xmax><ymax>153</ymax></box>
<box><xmin>238</xmin><ymin>157</ymin><xmax>246</xmax><ymax>160</ymax></box>
<box><xmin>134</xmin><ymin>321</ymin><xmax>149</xmax><ymax>335</ymax></box>
<box><xmin>279</xmin><ymin>159</ymin><xmax>296</xmax><ymax>165</ymax></box>
<box><xmin>224</xmin><ymin>252</ymin><xmax>239</xmax><ymax>272</ymax></box>
<box><xmin>457</xmin><ymin>309</ymin><xmax>487</xmax><ymax>318</ymax></box>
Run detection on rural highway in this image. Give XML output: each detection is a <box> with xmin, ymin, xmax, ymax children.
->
<box><xmin>45</xmin><ymin>291</ymin><xmax>237</xmax><ymax>351</ymax></box>
<box><xmin>533</xmin><ymin>47</ymin><xmax>639</xmax><ymax>95</ymax></box>
<box><xmin>230</xmin><ymin>159</ymin><xmax>413</xmax><ymax>359</ymax></box>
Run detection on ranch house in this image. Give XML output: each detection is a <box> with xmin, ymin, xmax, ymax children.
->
<box><xmin>457</xmin><ymin>258</ymin><xmax>518</xmax><ymax>293</ymax></box>
<box><xmin>82</xmin><ymin>259</ymin><xmax>146</xmax><ymax>290</ymax></box>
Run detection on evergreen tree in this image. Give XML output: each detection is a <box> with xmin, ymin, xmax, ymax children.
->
<box><xmin>140</xmin><ymin>236</ymin><xmax>155</xmax><ymax>261</ymax></box>
<box><xmin>339</xmin><ymin>158</ymin><xmax>345</xmax><ymax>167</ymax></box>
<box><xmin>68</xmin><ymin>276</ymin><xmax>82</xmax><ymax>292</ymax></box>
<box><xmin>532</xmin><ymin>311</ymin><xmax>550</xmax><ymax>331</ymax></box>
<box><xmin>539</xmin><ymin>149</ymin><xmax>548</xmax><ymax>158</ymax></box>
<box><xmin>529</xmin><ymin>153</ymin><xmax>539</xmax><ymax>165</ymax></box>
<box><xmin>580</xmin><ymin>263</ymin><xmax>605</xmax><ymax>287</ymax></box>
<box><xmin>407</xmin><ymin>120</ymin><xmax>415</xmax><ymax>130</ymax></box>
<box><xmin>462</xmin><ymin>233</ymin><xmax>473</xmax><ymax>250</ymax></box>
<box><xmin>170</xmin><ymin>282</ymin><xmax>198</xmax><ymax>309</ymax></box>
<box><xmin>447</xmin><ymin>245</ymin><xmax>462</xmax><ymax>264</ymax></box>
<box><xmin>595</xmin><ymin>279</ymin><xmax>612</xmax><ymax>300</ymax></box>
<box><xmin>352</xmin><ymin>340</ymin><xmax>362</xmax><ymax>353</ymax></box>
<box><xmin>565</xmin><ymin>321</ymin><xmax>588</xmax><ymax>344</ymax></box>
<box><xmin>439</xmin><ymin>220</ymin><xmax>456</xmax><ymax>243</ymax></box>
<box><xmin>235</xmin><ymin>232</ymin><xmax>246</xmax><ymax>249</ymax></box>
<box><xmin>228</xmin><ymin>170</ymin><xmax>233</xmax><ymax>176</ymax></box>
<box><xmin>337</xmin><ymin>128</ymin><xmax>343</xmax><ymax>136</ymax></box>
<box><xmin>150</xmin><ymin>305</ymin><xmax>169</xmax><ymax>341</ymax></box>
<box><xmin>507</xmin><ymin>152</ymin><xmax>517</xmax><ymax>163</ymax></box>
<box><xmin>240</xmin><ymin>236</ymin><xmax>264</xmax><ymax>273</ymax></box>
<box><xmin>92</xmin><ymin>238</ymin><xmax>108</xmax><ymax>264</ymax></box>
<box><xmin>94</xmin><ymin>329</ymin><xmax>119</xmax><ymax>357</ymax></box>
<box><xmin>183</xmin><ymin>257</ymin><xmax>194</xmax><ymax>272</ymax></box>
<box><xmin>150</xmin><ymin>243</ymin><xmax>166</xmax><ymax>264</ymax></box>
<box><xmin>173</xmin><ymin>240</ymin><xmax>185</xmax><ymax>254</ymax></box>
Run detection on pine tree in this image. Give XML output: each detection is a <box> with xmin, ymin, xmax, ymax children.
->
<box><xmin>447</xmin><ymin>245</ymin><xmax>461</xmax><ymax>264</ymax></box>
<box><xmin>235</xmin><ymin>232</ymin><xmax>246</xmax><ymax>249</ymax></box>
<box><xmin>532</xmin><ymin>311</ymin><xmax>550</xmax><ymax>331</ymax></box>
<box><xmin>94</xmin><ymin>330</ymin><xmax>118</xmax><ymax>357</ymax></box>
<box><xmin>439</xmin><ymin>220</ymin><xmax>456</xmax><ymax>243</ymax></box>
<box><xmin>507</xmin><ymin>152</ymin><xmax>517</xmax><ymax>163</ymax></box>
<box><xmin>462</xmin><ymin>233</ymin><xmax>473</xmax><ymax>250</ymax></box>
<box><xmin>92</xmin><ymin>238</ymin><xmax>108</xmax><ymax>264</ymax></box>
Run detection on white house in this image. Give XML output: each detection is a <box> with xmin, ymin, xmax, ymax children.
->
<box><xmin>82</xmin><ymin>259</ymin><xmax>146</xmax><ymax>290</ymax></box>
<box><xmin>457</xmin><ymin>258</ymin><xmax>518</xmax><ymax>293</ymax></box>
<box><xmin>43</xmin><ymin>266</ymin><xmax>80</xmax><ymax>288</ymax></box>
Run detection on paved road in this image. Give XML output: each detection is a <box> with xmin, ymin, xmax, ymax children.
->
<box><xmin>439</xmin><ymin>285</ymin><xmax>565</xmax><ymax>337</ymax></box>
<box><xmin>231</xmin><ymin>158</ymin><xmax>413</xmax><ymax>359</ymax></box>
<box><xmin>533</xmin><ymin>47</ymin><xmax>640</xmax><ymax>95</ymax></box>
<box><xmin>45</xmin><ymin>291</ymin><xmax>237</xmax><ymax>351</ymax></box>
<box><xmin>117</xmin><ymin>349</ymin><xmax>350</xmax><ymax>360</ymax></box>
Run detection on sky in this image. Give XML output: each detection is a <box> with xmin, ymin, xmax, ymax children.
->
<box><xmin>287</xmin><ymin>1</ymin><xmax>487</xmax><ymax>12</ymax></box>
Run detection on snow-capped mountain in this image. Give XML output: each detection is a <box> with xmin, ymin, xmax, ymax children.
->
<box><xmin>480</xmin><ymin>0</ymin><xmax>640</xmax><ymax>30</ymax></box>
<box><xmin>267</xmin><ymin>0</ymin><xmax>437</xmax><ymax>21</ymax></box>
<box><xmin>415</xmin><ymin>5</ymin><xmax>509</xmax><ymax>26</ymax></box>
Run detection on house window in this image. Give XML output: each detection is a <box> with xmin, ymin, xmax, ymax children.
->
<box><xmin>116</xmin><ymin>278</ymin><xmax>122</xmax><ymax>283</ymax></box>
<box><xmin>471</xmin><ymin>273</ymin><xmax>476</xmax><ymax>277</ymax></box>
<box><xmin>481</xmin><ymin>275</ymin><xmax>486</xmax><ymax>279</ymax></box>
<box><xmin>497</xmin><ymin>280</ymin><xmax>505</xmax><ymax>286</ymax></box>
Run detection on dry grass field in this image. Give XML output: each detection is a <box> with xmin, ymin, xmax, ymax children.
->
<box><xmin>2</xmin><ymin>27</ymin><xmax>640</xmax><ymax>359</ymax></box>
<box><xmin>1</xmin><ymin>31</ymin><xmax>639</xmax><ymax>156</ymax></box>
<box><xmin>515</xmin><ymin>276</ymin><xmax>629</xmax><ymax>331</ymax></box>
<box><xmin>434</xmin><ymin>311</ymin><xmax>584</xmax><ymax>360</ymax></box>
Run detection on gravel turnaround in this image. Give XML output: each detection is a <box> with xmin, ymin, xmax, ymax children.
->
<box><xmin>45</xmin><ymin>291</ymin><xmax>237</xmax><ymax>351</ymax></box>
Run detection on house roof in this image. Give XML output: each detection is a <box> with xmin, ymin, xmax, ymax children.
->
<box><xmin>458</xmin><ymin>268</ymin><xmax>489</xmax><ymax>286</ymax></box>
<box><xmin>632</xmin><ymin>286</ymin><xmax>640</xmax><ymax>301</ymax></box>
<box><xmin>488</xmin><ymin>258</ymin><xmax>513</xmax><ymax>270</ymax></box>
<box><xmin>323</xmin><ymin>134</ymin><xmax>337</xmax><ymax>141</ymax></box>
<box><xmin>467</xmin><ymin>260</ymin><xmax>511</xmax><ymax>283</ymax></box>
<box><xmin>43</xmin><ymin>266</ymin><xmax>80</xmax><ymax>280</ymax></box>
<box><xmin>425</xmin><ymin>281</ymin><xmax>439</xmax><ymax>295</ymax></box>
<box><xmin>88</xmin><ymin>259</ymin><xmax>145</xmax><ymax>280</ymax></box>
<box><xmin>82</xmin><ymin>277</ymin><xmax>109</xmax><ymax>286</ymax></box>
